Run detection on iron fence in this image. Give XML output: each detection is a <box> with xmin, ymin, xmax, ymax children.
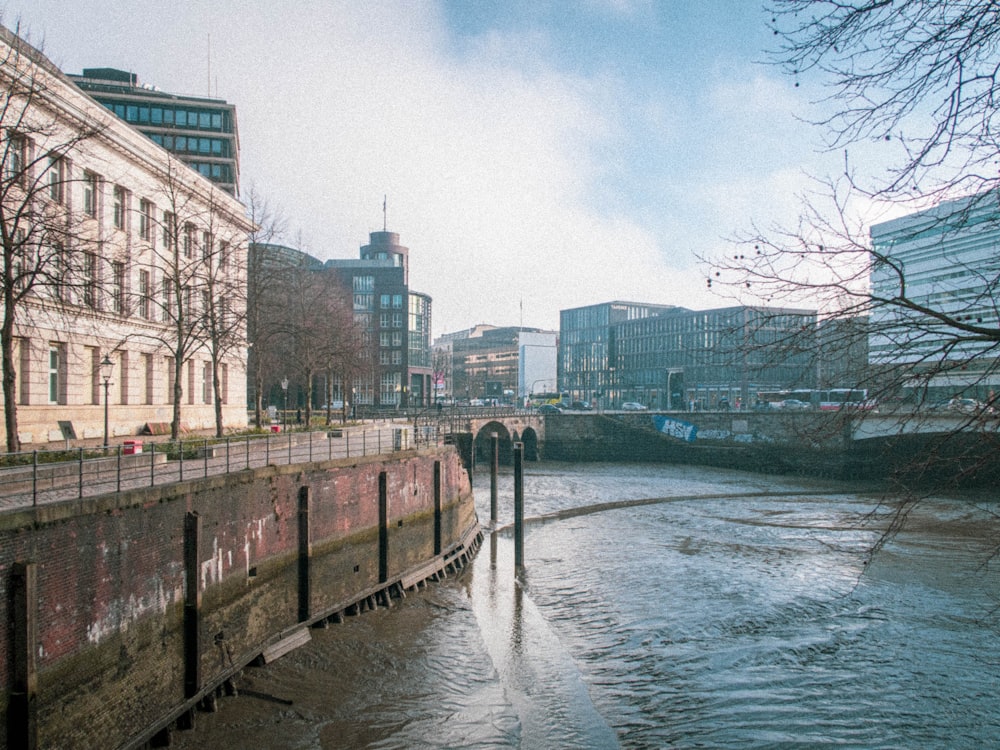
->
<box><xmin>0</xmin><ymin>423</ymin><xmax>448</xmax><ymax>509</ymax></box>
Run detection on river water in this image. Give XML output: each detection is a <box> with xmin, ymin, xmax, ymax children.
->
<box><xmin>172</xmin><ymin>463</ymin><xmax>1000</xmax><ymax>749</ymax></box>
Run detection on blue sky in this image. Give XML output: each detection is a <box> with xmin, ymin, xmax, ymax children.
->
<box><xmin>7</xmin><ymin>1</ymin><xmax>843</xmax><ymax>335</ymax></box>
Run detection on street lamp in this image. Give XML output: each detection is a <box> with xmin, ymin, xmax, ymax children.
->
<box><xmin>281</xmin><ymin>377</ymin><xmax>289</xmax><ymax>429</ymax></box>
<box><xmin>100</xmin><ymin>354</ymin><xmax>114</xmax><ymax>448</ymax></box>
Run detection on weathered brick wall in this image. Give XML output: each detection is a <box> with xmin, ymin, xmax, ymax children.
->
<box><xmin>0</xmin><ymin>446</ymin><xmax>475</xmax><ymax>750</ymax></box>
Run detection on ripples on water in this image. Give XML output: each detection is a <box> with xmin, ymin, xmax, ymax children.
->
<box><xmin>173</xmin><ymin>463</ymin><xmax>1000</xmax><ymax>750</ymax></box>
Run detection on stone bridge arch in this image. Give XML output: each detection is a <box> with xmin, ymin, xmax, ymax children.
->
<box><xmin>470</xmin><ymin>414</ymin><xmax>544</xmax><ymax>465</ymax></box>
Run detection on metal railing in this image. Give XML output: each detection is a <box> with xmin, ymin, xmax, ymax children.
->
<box><xmin>0</xmin><ymin>423</ymin><xmax>449</xmax><ymax>509</ymax></box>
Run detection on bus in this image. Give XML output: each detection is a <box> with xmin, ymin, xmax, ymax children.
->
<box><xmin>755</xmin><ymin>388</ymin><xmax>873</xmax><ymax>410</ymax></box>
<box><xmin>528</xmin><ymin>391</ymin><xmax>569</xmax><ymax>408</ymax></box>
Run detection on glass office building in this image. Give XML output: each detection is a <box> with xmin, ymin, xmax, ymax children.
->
<box><xmin>71</xmin><ymin>68</ymin><xmax>240</xmax><ymax>195</ymax></box>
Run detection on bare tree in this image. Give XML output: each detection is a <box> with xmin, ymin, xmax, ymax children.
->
<box><xmin>197</xmin><ymin>189</ymin><xmax>249</xmax><ymax>437</ymax></box>
<box><xmin>244</xmin><ymin>187</ymin><xmax>287</xmax><ymax>428</ymax></box>
<box><xmin>705</xmin><ymin>2</ymin><xmax>1000</xmax><ymax>486</ymax></box>
<box><xmin>270</xmin><ymin>265</ymin><xmax>360</xmax><ymax>427</ymax></box>
<box><xmin>0</xmin><ymin>24</ymin><xmax>100</xmax><ymax>452</ymax></box>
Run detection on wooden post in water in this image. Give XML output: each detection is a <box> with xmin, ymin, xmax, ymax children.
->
<box><xmin>11</xmin><ymin>561</ymin><xmax>37</xmax><ymax>750</ymax></box>
<box><xmin>490</xmin><ymin>432</ymin><xmax>499</xmax><ymax>523</ymax></box>
<box><xmin>514</xmin><ymin>442</ymin><xmax>524</xmax><ymax>570</ymax></box>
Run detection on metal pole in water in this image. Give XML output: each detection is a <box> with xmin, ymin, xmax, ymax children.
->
<box><xmin>490</xmin><ymin>432</ymin><xmax>499</xmax><ymax>524</ymax></box>
<box><xmin>514</xmin><ymin>441</ymin><xmax>524</xmax><ymax>570</ymax></box>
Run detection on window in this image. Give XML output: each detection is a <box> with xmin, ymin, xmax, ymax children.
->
<box><xmin>165</xmin><ymin>356</ymin><xmax>175</xmax><ymax>403</ymax></box>
<box><xmin>48</xmin><ymin>344</ymin><xmax>64</xmax><ymax>404</ymax></box>
<box><xmin>90</xmin><ymin>347</ymin><xmax>101</xmax><ymax>405</ymax></box>
<box><xmin>353</xmin><ymin>275</ymin><xmax>374</xmax><ymax>292</ymax></box>
<box><xmin>202</xmin><ymin>231</ymin><xmax>212</xmax><ymax>261</ymax></box>
<box><xmin>111</xmin><ymin>261</ymin><xmax>126</xmax><ymax>314</ymax></box>
<box><xmin>5</xmin><ymin>131</ymin><xmax>25</xmax><ymax>184</ymax></box>
<box><xmin>221</xmin><ymin>363</ymin><xmax>228</xmax><ymax>404</ymax></box>
<box><xmin>139</xmin><ymin>199</ymin><xmax>152</xmax><ymax>241</ymax></box>
<box><xmin>162</xmin><ymin>280</ymin><xmax>173</xmax><ymax>322</ymax></box>
<box><xmin>47</xmin><ymin>155</ymin><xmax>64</xmax><ymax>202</ymax></box>
<box><xmin>218</xmin><ymin>241</ymin><xmax>229</xmax><ymax>270</ymax></box>
<box><xmin>82</xmin><ymin>171</ymin><xmax>98</xmax><ymax>217</ymax></box>
<box><xmin>380</xmin><ymin>294</ymin><xmax>391</xmax><ymax>308</ymax></box>
<box><xmin>18</xmin><ymin>338</ymin><xmax>30</xmax><ymax>406</ymax></box>
<box><xmin>144</xmin><ymin>353</ymin><xmax>154</xmax><ymax>405</ymax></box>
<box><xmin>162</xmin><ymin>211</ymin><xmax>175</xmax><ymax>248</ymax></box>
<box><xmin>119</xmin><ymin>350</ymin><xmax>129</xmax><ymax>405</ymax></box>
<box><xmin>183</xmin><ymin>224</ymin><xmax>195</xmax><ymax>258</ymax></box>
<box><xmin>113</xmin><ymin>186</ymin><xmax>126</xmax><ymax>229</ymax></box>
<box><xmin>203</xmin><ymin>362</ymin><xmax>212</xmax><ymax>404</ymax></box>
<box><xmin>139</xmin><ymin>270</ymin><xmax>151</xmax><ymax>319</ymax></box>
<box><xmin>82</xmin><ymin>252</ymin><xmax>98</xmax><ymax>309</ymax></box>
<box><xmin>393</xmin><ymin>294</ymin><xmax>403</xmax><ymax>309</ymax></box>
<box><xmin>50</xmin><ymin>243</ymin><xmax>65</xmax><ymax>301</ymax></box>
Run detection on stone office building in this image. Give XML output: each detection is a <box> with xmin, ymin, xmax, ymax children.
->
<box><xmin>1</xmin><ymin>26</ymin><xmax>252</xmax><ymax>448</ymax></box>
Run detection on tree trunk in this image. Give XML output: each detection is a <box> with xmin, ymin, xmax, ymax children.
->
<box><xmin>172</xmin><ymin>355</ymin><xmax>184</xmax><ymax>441</ymax></box>
<box><xmin>212</xmin><ymin>355</ymin><xmax>223</xmax><ymax>438</ymax></box>
<box><xmin>2</xmin><ymin>308</ymin><xmax>20</xmax><ymax>453</ymax></box>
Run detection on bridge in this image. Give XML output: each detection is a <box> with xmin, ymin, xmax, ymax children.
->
<box><xmin>414</xmin><ymin>405</ymin><xmax>1000</xmax><ymax>467</ymax></box>
<box><xmin>416</xmin><ymin>408</ymin><xmax>545</xmax><ymax>464</ymax></box>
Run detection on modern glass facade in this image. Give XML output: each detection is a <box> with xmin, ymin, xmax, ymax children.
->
<box><xmin>559</xmin><ymin>301</ymin><xmax>816</xmax><ymax>410</ymax></box>
<box><xmin>559</xmin><ymin>302</ymin><xmax>677</xmax><ymax>408</ymax></box>
<box><xmin>870</xmin><ymin>194</ymin><xmax>1000</xmax><ymax>401</ymax></box>
<box><xmin>70</xmin><ymin>68</ymin><xmax>240</xmax><ymax>195</ymax></box>
<box><xmin>612</xmin><ymin>306</ymin><xmax>816</xmax><ymax>410</ymax></box>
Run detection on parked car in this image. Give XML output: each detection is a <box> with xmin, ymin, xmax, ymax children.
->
<box><xmin>538</xmin><ymin>403</ymin><xmax>563</xmax><ymax>414</ymax></box>
<box><xmin>930</xmin><ymin>397</ymin><xmax>996</xmax><ymax>415</ymax></box>
<box><xmin>781</xmin><ymin>398</ymin><xmax>811</xmax><ymax>410</ymax></box>
<box><xmin>621</xmin><ymin>402</ymin><xmax>648</xmax><ymax>411</ymax></box>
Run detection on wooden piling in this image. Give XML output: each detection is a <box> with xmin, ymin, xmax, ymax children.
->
<box><xmin>514</xmin><ymin>442</ymin><xmax>524</xmax><ymax>569</ymax></box>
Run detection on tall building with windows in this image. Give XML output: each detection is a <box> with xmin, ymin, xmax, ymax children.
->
<box><xmin>251</xmin><ymin>231</ymin><xmax>433</xmax><ymax>410</ymax></box>
<box><xmin>559</xmin><ymin>301</ymin><xmax>816</xmax><ymax>410</ymax></box>
<box><xmin>436</xmin><ymin>326</ymin><xmax>557</xmax><ymax>404</ymax></box>
<box><xmin>1</xmin><ymin>27</ymin><xmax>252</xmax><ymax>447</ymax></box>
<box><xmin>870</xmin><ymin>194</ymin><xmax>1000</xmax><ymax>401</ymax></box>
<box><xmin>69</xmin><ymin>68</ymin><xmax>240</xmax><ymax>196</ymax></box>
<box><xmin>325</xmin><ymin>231</ymin><xmax>433</xmax><ymax>409</ymax></box>
<box><xmin>559</xmin><ymin>301</ymin><xmax>676</xmax><ymax>408</ymax></box>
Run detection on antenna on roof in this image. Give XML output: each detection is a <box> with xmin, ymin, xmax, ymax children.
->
<box><xmin>383</xmin><ymin>194</ymin><xmax>387</xmax><ymax>232</ymax></box>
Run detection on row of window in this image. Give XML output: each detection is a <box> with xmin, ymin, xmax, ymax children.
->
<box><xmin>5</xmin><ymin>132</ymin><xmax>236</xmax><ymax>255</ymax></box>
<box><xmin>20</xmin><ymin>340</ymin><xmax>227</xmax><ymax>407</ymax></box>
<box><xmin>99</xmin><ymin>100</ymin><xmax>229</xmax><ymax>133</ymax></box>
<box><xmin>148</xmin><ymin>133</ymin><xmax>231</xmax><ymax>157</ymax></box>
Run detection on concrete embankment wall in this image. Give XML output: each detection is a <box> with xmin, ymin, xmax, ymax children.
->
<box><xmin>0</xmin><ymin>446</ymin><xmax>478</xmax><ymax>750</ymax></box>
<box><xmin>542</xmin><ymin>412</ymin><xmax>1000</xmax><ymax>484</ymax></box>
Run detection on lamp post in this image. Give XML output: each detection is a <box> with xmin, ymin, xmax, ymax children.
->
<box><xmin>100</xmin><ymin>354</ymin><xmax>114</xmax><ymax>448</ymax></box>
<box><xmin>281</xmin><ymin>377</ymin><xmax>289</xmax><ymax>429</ymax></box>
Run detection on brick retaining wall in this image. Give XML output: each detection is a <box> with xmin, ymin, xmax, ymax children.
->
<box><xmin>0</xmin><ymin>446</ymin><xmax>477</xmax><ymax>750</ymax></box>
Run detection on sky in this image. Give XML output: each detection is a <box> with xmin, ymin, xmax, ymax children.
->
<box><xmin>7</xmin><ymin>0</ymin><xmax>850</xmax><ymax>336</ymax></box>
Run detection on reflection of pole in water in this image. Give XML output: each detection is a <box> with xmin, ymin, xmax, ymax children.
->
<box><xmin>490</xmin><ymin>433</ymin><xmax>499</xmax><ymax>524</ymax></box>
<box><xmin>514</xmin><ymin>442</ymin><xmax>524</xmax><ymax>570</ymax></box>
<box><xmin>510</xmin><ymin>569</ymin><xmax>524</xmax><ymax>654</ymax></box>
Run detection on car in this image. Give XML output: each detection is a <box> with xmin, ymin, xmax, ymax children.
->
<box><xmin>621</xmin><ymin>402</ymin><xmax>648</xmax><ymax>411</ymax></box>
<box><xmin>538</xmin><ymin>403</ymin><xmax>563</xmax><ymax>414</ymax></box>
<box><xmin>781</xmin><ymin>399</ymin><xmax>811</xmax><ymax>410</ymax></box>
<box><xmin>570</xmin><ymin>400</ymin><xmax>593</xmax><ymax>411</ymax></box>
<box><xmin>930</xmin><ymin>397</ymin><xmax>996</xmax><ymax>415</ymax></box>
